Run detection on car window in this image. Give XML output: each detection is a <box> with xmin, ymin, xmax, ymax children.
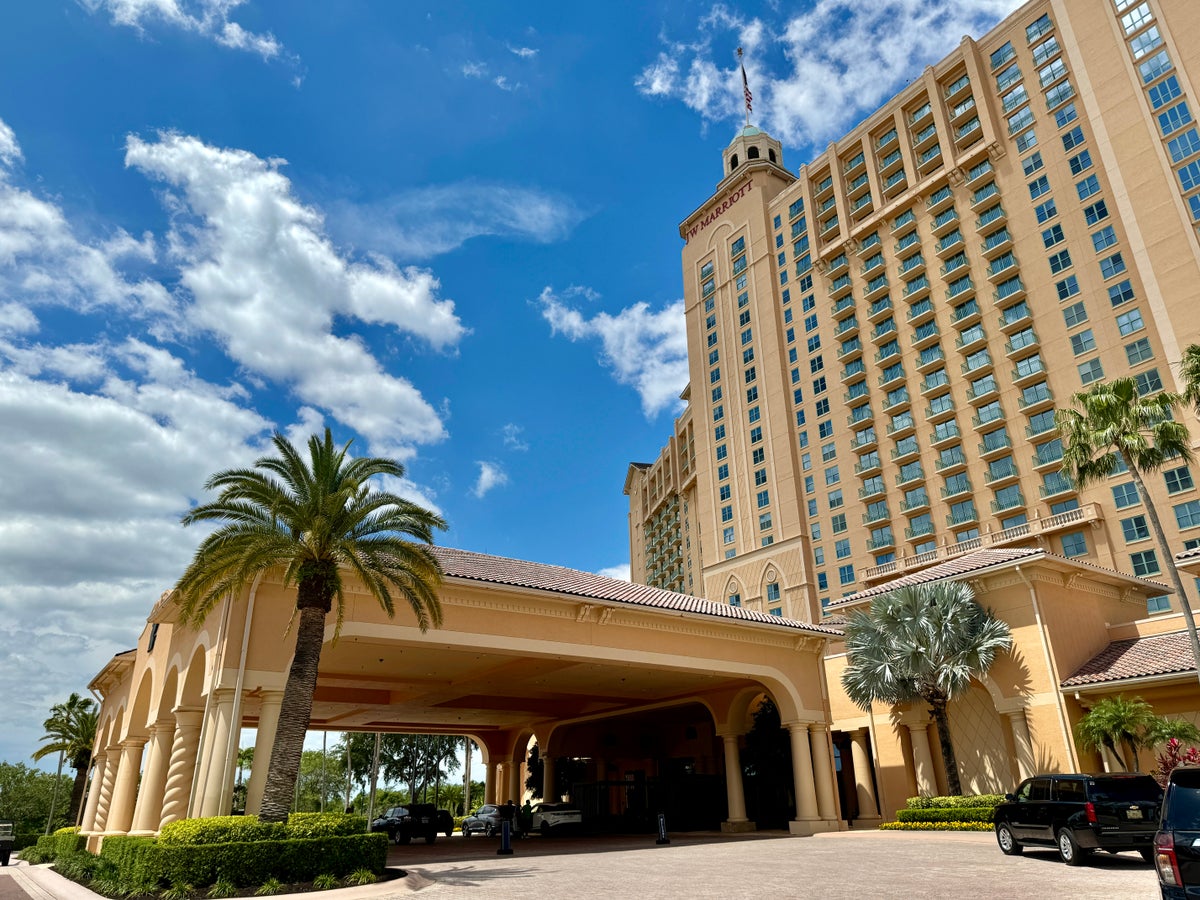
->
<box><xmin>1015</xmin><ymin>780</ymin><xmax>1033</xmax><ymax>802</ymax></box>
<box><xmin>1053</xmin><ymin>779</ymin><xmax>1086</xmax><ymax>802</ymax></box>
<box><xmin>1088</xmin><ymin>776</ymin><xmax>1162</xmax><ymax>801</ymax></box>
<box><xmin>1164</xmin><ymin>770</ymin><xmax>1200</xmax><ymax>829</ymax></box>
<box><xmin>1030</xmin><ymin>778</ymin><xmax>1051</xmax><ymax>802</ymax></box>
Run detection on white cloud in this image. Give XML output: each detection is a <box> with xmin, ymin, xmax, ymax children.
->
<box><xmin>597</xmin><ymin>564</ymin><xmax>631</xmax><ymax>582</ymax></box>
<box><xmin>124</xmin><ymin>131</ymin><xmax>466</xmax><ymax>457</ymax></box>
<box><xmin>472</xmin><ymin>461</ymin><xmax>508</xmax><ymax>498</ymax></box>
<box><xmin>501</xmin><ymin>423</ymin><xmax>528</xmax><ymax>452</ymax></box>
<box><xmin>462</xmin><ymin>61</ymin><xmax>487</xmax><ymax>78</ymax></box>
<box><xmin>331</xmin><ymin>181</ymin><xmax>583</xmax><ymax>260</ymax></box>
<box><xmin>538</xmin><ymin>286</ymin><xmax>688</xmax><ymax>418</ymax></box>
<box><xmin>78</xmin><ymin>0</ymin><xmax>285</xmax><ymax>60</ymax></box>
<box><xmin>0</xmin><ymin>303</ymin><xmax>37</xmax><ymax>336</ymax></box>
<box><xmin>508</xmin><ymin>45</ymin><xmax>538</xmax><ymax>58</ymax></box>
<box><xmin>637</xmin><ymin>0</ymin><xmax>1019</xmax><ymax>145</ymax></box>
<box><xmin>0</xmin><ymin>119</ymin><xmax>21</xmax><ymax>168</ymax></box>
<box><xmin>494</xmin><ymin>75</ymin><xmax>520</xmax><ymax>92</ymax></box>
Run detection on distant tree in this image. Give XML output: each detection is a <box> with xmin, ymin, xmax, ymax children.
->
<box><xmin>172</xmin><ymin>429</ymin><xmax>446</xmax><ymax>822</ymax></box>
<box><xmin>842</xmin><ymin>582</ymin><xmax>1012</xmax><ymax>796</ymax></box>
<box><xmin>1056</xmin><ymin>379</ymin><xmax>1200</xmax><ymax>689</ymax></box>
<box><xmin>0</xmin><ymin>762</ymin><xmax>72</xmax><ymax>834</ymax></box>
<box><xmin>31</xmin><ymin>693</ymin><xmax>98</xmax><ymax>825</ymax></box>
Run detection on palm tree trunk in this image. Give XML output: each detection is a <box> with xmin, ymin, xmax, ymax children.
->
<box><xmin>928</xmin><ymin>697</ymin><xmax>962</xmax><ymax>796</ymax></box>
<box><xmin>1104</xmin><ymin>738</ymin><xmax>1128</xmax><ymax>771</ymax></box>
<box><xmin>67</xmin><ymin>760</ymin><xmax>89</xmax><ymax>824</ymax></box>
<box><xmin>1124</xmin><ymin>461</ymin><xmax>1200</xmax><ymax>689</ymax></box>
<box><xmin>258</xmin><ymin>603</ymin><xmax>328</xmax><ymax>822</ymax></box>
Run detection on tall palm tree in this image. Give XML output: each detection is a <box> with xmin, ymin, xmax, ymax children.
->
<box><xmin>1056</xmin><ymin>378</ymin><xmax>1200</xmax><ymax>689</ymax></box>
<box><xmin>31</xmin><ymin>693</ymin><xmax>98</xmax><ymax>825</ymax></box>
<box><xmin>841</xmin><ymin>581</ymin><xmax>1012</xmax><ymax>796</ymax></box>
<box><xmin>173</xmin><ymin>429</ymin><xmax>446</xmax><ymax>823</ymax></box>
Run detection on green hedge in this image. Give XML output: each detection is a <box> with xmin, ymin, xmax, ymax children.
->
<box><xmin>157</xmin><ymin>816</ymin><xmax>286</xmax><ymax>845</ymax></box>
<box><xmin>32</xmin><ymin>829</ymin><xmax>86</xmax><ymax>860</ymax></box>
<box><xmin>285</xmin><ymin>812</ymin><xmax>367</xmax><ymax>838</ymax></box>
<box><xmin>880</xmin><ymin>821</ymin><xmax>993</xmax><ymax>831</ymax></box>
<box><xmin>895</xmin><ymin>807</ymin><xmax>995</xmax><ymax>824</ymax></box>
<box><xmin>904</xmin><ymin>794</ymin><xmax>1005</xmax><ymax>810</ymax></box>
<box><xmin>101</xmin><ymin>833</ymin><xmax>388</xmax><ymax>888</ymax></box>
<box><xmin>13</xmin><ymin>833</ymin><xmax>40</xmax><ymax>851</ymax></box>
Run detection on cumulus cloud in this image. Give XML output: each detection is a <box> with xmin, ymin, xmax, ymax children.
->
<box><xmin>331</xmin><ymin>181</ymin><xmax>583</xmax><ymax>260</ymax></box>
<box><xmin>461</xmin><ymin>61</ymin><xmax>487</xmax><ymax>78</ymax></box>
<box><xmin>637</xmin><ymin>0</ymin><xmax>1018</xmax><ymax>145</ymax></box>
<box><xmin>538</xmin><ymin>286</ymin><xmax>688</xmax><ymax>418</ymax></box>
<box><xmin>78</xmin><ymin>0</ymin><xmax>285</xmax><ymax>60</ymax></box>
<box><xmin>0</xmin><ymin>119</ymin><xmax>21</xmax><ymax>168</ymax></box>
<box><xmin>597</xmin><ymin>564</ymin><xmax>631</xmax><ymax>581</ymax></box>
<box><xmin>472</xmin><ymin>461</ymin><xmax>508</xmax><ymax>498</ymax></box>
<box><xmin>494</xmin><ymin>75</ymin><xmax>520</xmax><ymax>92</ymax></box>
<box><xmin>508</xmin><ymin>45</ymin><xmax>538</xmax><ymax>58</ymax></box>
<box><xmin>124</xmin><ymin>131</ymin><xmax>466</xmax><ymax>456</ymax></box>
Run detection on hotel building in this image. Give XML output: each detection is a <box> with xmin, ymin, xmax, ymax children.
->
<box><xmin>627</xmin><ymin>0</ymin><xmax>1200</xmax><ymax>623</ymax></box>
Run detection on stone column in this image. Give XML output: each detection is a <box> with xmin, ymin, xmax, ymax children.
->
<box><xmin>542</xmin><ymin>753</ymin><xmax>556</xmax><ymax>803</ymax></box>
<box><xmin>908</xmin><ymin>723</ymin><xmax>938</xmax><ymax>797</ymax></box>
<box><xmin>131</xmin><ymin>720</ymin><xmax>174</xmax><ymax>834</ymax></box>
<box><xmin>720</xmin><ymin>733</ymin><xmax>753</xmax><ymax>832</ymax></box>
<box><xmin>105</xmin><ymin>738</ymin><xmax>148</xmax><ymax>834</ymax></box>
<box><xmin>198</xmin><ymin>689</ymin><xmax>237</xmax><ymax>818</ymax></box>
<box><xmin>1006</xmin><ymin>710</ymin><xmax>1035</xmax><ymax>781</ymax></box>
<box><xmin>79</xmin><ymin>753</ymin><xmax>107</xmax><ymax>833</ymax></box>
<box><xmin>485</xmin><ymin>761</ymin><xmax>499</xmax><ymax>804</ymax></box>
<box><xmin>506</xmin><ymin>759</ymin><xmax>521</xmax><ymax>805</ymax></box>
<box><xmin>245</xmin><ymin>691</ymin><xmax>284</xmax><ymax>816</ymax></box>
<box><xmin>788</xmin><ymin>724</ymin><xmax>820</xmax><ymax>829</ymax></box>
<box><xmin>850</xmin><ymin>729</ymin><xmax>879</xmax><ymax>818</ymax></box>
<box><xmin>810</xmin><ymin>725</ymin><xmax>838</xmax><ymax>822</ymax></box>
<box><xmin>91</xmin><ymin>748</ymin><xmax>119</xmax><ymax>832</ymax></box>
<box><xmin>159</xmin><ymin>709</ymin><xmax>203</xmax><ymax>828</ymax></box>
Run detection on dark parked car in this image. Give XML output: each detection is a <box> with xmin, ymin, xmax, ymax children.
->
<box><xmin>993</xmin><ymin>773</ymin><xmax>1162</xmax><ymax>865</ymax></box>
<box><xmin>370</xmin><ymin>804</ymin><xmax>440</xmax><ymax>844</ymax></box>
<box><xmin>0</xmin><ymin>820</ymin><xmax>12</xmax><ymax>866</ymax></box>
<box><xmin>1154</xmin><ymin>766</ymin><xmax>1200</xmax><ymax>898</ymax></box>
<box><xmin>462</xmin><ymin>803</ymin><xmax>521</xmax><ymax>837</ymax></box>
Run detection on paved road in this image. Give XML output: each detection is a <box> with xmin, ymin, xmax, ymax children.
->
<box><xmin>0</xmin><ymin>830</ymin><xmax>1163</xmax><ymax>899</ymax></box>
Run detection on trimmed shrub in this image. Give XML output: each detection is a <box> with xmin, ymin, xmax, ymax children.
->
<box><xmin>895</xmin><ymin>807</ymin><xmax>994</xmax><ymax>824</ymax></box>
<box><xmin>285</xmin><ymin>812</ymin><xmax>367</xmax><ymax>838</ymax></box>
<box><xmin>880</xmin><ymin>821</ymin><xmax>993</xmax><ymax>832</ymax></box>
<box><xmin>13</xmin><ymin>833</ymin><xmax>40</xmax><ymax>851</ymax></box>
<box><xmin>158</xmin><ymin>816</ymin><xmax>286</xmax><ymax>845</ymax></box>
<box><xmin>100</xmin><ymin>836</ymin><xmax>161</xmax><ymax>888</ymax></box>
<box><xmin>30</xmin><ymin>830</ymin><xmax>86</xmax><ymax>862</ymax></box>
<box><xmin>904</xmin><ymin>794</ymin><xmax>1005</xmax><ymax>810</ymax></box>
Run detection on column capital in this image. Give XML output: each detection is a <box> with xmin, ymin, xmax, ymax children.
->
<box><xmin>906</xmin><ymin>722</ymin><xmax>929</xmax><ymax>735</ymax></box>
<box><xmin>120</xmin><ymin>737</ymin><xmax>149</xmax><ymax>751</ymax></box>
<box><xmin>172</xmin><ymin>707</ymin><xmax>204</xmax><ymax>728</ymax></box>
<box><xmin>808</xmin><ymin>722</ymin><xmax>831</xmax><ymax>736</ymax></box>
<box><xmin>852</xmin><ymin>726</ymin><xmax>870</xmax><ymax>739</ymax></box>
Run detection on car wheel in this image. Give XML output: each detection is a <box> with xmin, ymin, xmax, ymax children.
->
<box><xmin>995</xmin><ymin>823</ymin><xmax>1022</xmax><ymax>856</ymax></box>
<box><xmin>485</xmin><ymin>823</ymin><xmax>495</xmax><ymax>837</ymax></box>
<box><xmin>463</xmin><ymin>825</ymin><xmax>471</xmax><ymax>838</ymax></box>
<box><xmin>425</xmin><ymin>833</ymin><xmax>436</xmax><ymax>845</ymax></box>
<box><xmin>1057</xmin><ymin>829</ymin><xmax>1088</xmax><ymax>866</ymax></box>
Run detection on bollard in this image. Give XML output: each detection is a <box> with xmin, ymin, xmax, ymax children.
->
<box><xmin>497</xmin><ymin>820</ymin><xmax>514</xmax><ymax>855</ymax></box>
<box><xmin>655</xmin><ymin>811</ymin><xmax>670</xmax><ymax>845</ymax></box>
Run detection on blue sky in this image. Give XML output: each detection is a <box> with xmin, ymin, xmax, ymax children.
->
<box><xmin>0</xmin><ymin>0</ymin><xmax>1020</xmax><ymax>764</ymax></box>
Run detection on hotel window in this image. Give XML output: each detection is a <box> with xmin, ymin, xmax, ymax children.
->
<box><xmin>1126</xmin><ymin>338</ymin><xmax>1153</xmax><ymax>365</ymax></box>
<box><xmin>728</xmin><ymin>592</ymin><xmax>741</xmax><ymax>607</ymax></box>
<box><xmin>1180</xmin><ymin>160</ymin><xmax>1200</xmax><ymax>192</ymax></box>
<box><xmin>1116</xmin><ymin>308</ymin><xmax>1144</xmax><ymax>335</ymax></box>
<box><xmin>749</xmin><ymin>426</ymin><xmax>763</xmax><ymax>444</ymax></box>
<box><xmin>1092</xmin><ymin>226</ymin><xmax>1118</xmax><ymax>252</ymax></box>
<box><xmin>991</xmin><ymin>41</ymin><xmax>1016</xmax><ymax>70</ymax></box>
<box><xmin>834</xmin><ymin>538</ymin><xmax>851</xmax><ymax>560</ymax></box>
<box><xmin>1032</xmin><ymin>36</ymin><xmax>1060</xmax><ymax>66</ymax></box>
<box><xmin>1109</xmin><ymin>279</ymin><xmax>1135</xmax><ymax>306</ymax></box>
<box><xmin>743</xmin><ymin>348</ymin><xmax>755</xmax><ymax>364</ymax></box>
<box><xmin>1026</xmin><ymin>14</ymin><xmax>1052</xmax><ymax>43</ymax></box>
<box><xmin>1165</xmin><ymin>466</ymin><xmax>1194</xmax><ymax>494</ymax></box>
<box><xmin>817</xmin><ymin>573</ymin><xmax>828</xmax><ymax>590</ymax></box>
<box><xmin>1131</xmin><ymin>549</ymin><xmax>1160</xmax><ymax>577</ymax></box>
<box><xmin>765</xmin><ymin>582</ymin><xmax>780</xmax><ymax>602</ymax></box>
<box><xmin>1121</xmin><ymin>515</ymin><xmax>1150</xmax><ymax>542</ymax></box>
<box><xmin>1034</xmin><ymin>199</ymin><xmax>1057</xmax><ymax>223</ymax></box>
<box><xmin>720</xmin><ymin>484</ymin><xmax>731</xmax><ymax>501</ymax></box>
<box><xmin>1175</xmin><ymin>500</ymin><xmax>1200</xmax><ymax>529</ymax></box>
<box><xmin>1060</xmin><ymin>531</ymin><xmax>1087</xmax><ymax>558</ymax></box>
<box><xmin>1121</xmin><ymin>2</ymin><xmax>1152</xmax><ymax>34</ymax></box>
<box><xmin>1041</xmin><ymin>224</ymin><xmax>1064</xmax><ymax>248</ymax></box>
<box><xmin>1076</xmin><ymin>175</ymin><xmax>1101</xmax><ymax>200</ymax></box>
<box><xmin>1063</xmin><ymin>302</ymin><xmax>1088</xmax><ymax>328</ymax></box>
<box><xmin>1158</xmin><ymin>102</ymin><xmax>1192</xmax><ymax>137</ymax></box>
<box><xmin>1148</xmin><ymin>595</ymin><xmax>1171</xmax><ymax>614</ymax></box>
<box><xmin>1113</xmin><ymin>482</ymin><xmax>1140</xmax><ymax>508</ymax></box>
<box><xmin>1049</xmin><ymin>250</ymin><xmax>1072</xmax><ymax>274</ymax></box>
<box><xmin>1083</xmin><ymin>200</ymin><xmax>1109</xmax><ymax>225</ymax></box>
<box><xmin>723</xmin><ymin>527</ymin><xmax>735</xmax><ymax>545</ymax></box>
<box><xmin>1078</xmin><ymin>358</ymin><xmax>1105</xmax><ymax>384</ymax></box>
<box><xmin>1130</xmin><ymin>26</ymin><xmax>1162</xmax><ymax>61</ymax></box>
<box><xmin>1054</xmin><ymin>103</ymin><xmax>1078</xmax><ymax>128</ymax></box>
<box><xmin>748</xmin><ymin>406</ymin><xmax>761</xmax><ymax>423</ymax></box>
<box><xmin>1062</xmin><ymin>126</ymin><xmax>1085</xmax><ymax>151</ymax></box>
<box><xmin>1138</xmin><ymin>49</ymin><xmax>1172</xmax><ymax>84</ymax></box>
<box><xmin>1069</xmin><ymin>330</ymin><xmax>1096</xmax><ymax>355</ymax></box>
<box><xmin>718</xmin><ymin>463</ymin><xmax>729</xmax><ymax>480</ymax></box>
<box><xmin>1056</xmin><ymin>275</ymin><xmax>1080</xmax><ymax>300</ymax></box>
<box><xmin>1046</xmin><ymin>82</ymin><xmax>1075</xmax><ymax>110</ymax></box>
<box><xmin>829</xmin><ymin>490</ymin><xmax>845</xmax><ymax>511</ymax></box>
<box><xmin>825</xmin><ymin>465</ymin><xmax>840</xmax><ymax>486</ymax></box>
<box><xmin>1135</xmin><ymin>369</ymin><xmax>1163</xmax><ymax>395</ymax></box>
<box><xmin>1015</xmin><ymin>129</ymin><xmax>1038</xmax><ymax>154</ymax></box>
<box><xmin>1100</xmin><ymin>253</ymin><xmax>1127</xmax><ymax>279</ymax></box>
<box><xmin>721</xmin><ymin>505</ymin><xmax>733</xmax><ymax>522</ymax></box>
<box><xmin>745</xmin><ymin>366</ymin><xmax>757</xmax><ymax>384</ymax></box>
<box><xmin>1009</xmin><ymin>108</ymin><xmax>1035</xmax><ymax>136</ymax></box>
<box><xmin>838</xmin><ymin>564</ymin><xmax>855</xmax><ymax>586</ymax></box>
<box><xmin>1068</xmin><ymin>150</ymin><xmax>1092</xmax><ymax>175</ymax></box>
<box><xmin>1149</xmin><ymin>76</ymin><xmax>1182</xmax><ymax>110</ymax></box>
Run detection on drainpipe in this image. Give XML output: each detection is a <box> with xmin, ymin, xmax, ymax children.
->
<box><xmin>219</xmin><ymin>572</ymin><xmax>263</xmax><ymax>814</ymax></box>
<box><xmin>1015</xmin><ymin>565</ymin><xmax>1079</xmax><ymax>771</ymax></box>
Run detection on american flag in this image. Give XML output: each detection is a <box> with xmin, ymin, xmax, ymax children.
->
<box><xmin>741</xmin><ymin>60</ymin><xmax>753</xmax><ymax>115</ymax></box>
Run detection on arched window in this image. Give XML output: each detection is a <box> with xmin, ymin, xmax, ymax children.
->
<box><xmin>748</xmin><ymin>146</ymin><xmax>760</xmax><ymax>159</ymax></box>
<box><xmin>730</xmin><ymin>154</ymin><xmax>739</xmax><ymax>171</ymax></box>
<box><xmin>768</xmin><ymin>148</ymin><xmax>777</xmax><ymax>163</ymax></box>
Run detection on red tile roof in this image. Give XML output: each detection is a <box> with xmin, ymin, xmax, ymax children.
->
<box><xmin>1176</xmin><ymin>546</ymin><xmax>1200</xmax><ymax>565</ymax></box>
<box><xmin>433</xmin><ymin>547</ymin><xmax>839</xmax><ymax>636</ymax></box>
<box><xmin>1061</xmin><ymin>630</ymin><xmax>1197</xmax><ymax>687</ymax></box>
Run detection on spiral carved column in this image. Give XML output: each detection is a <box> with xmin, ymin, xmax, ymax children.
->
<box><xmin>159</xmin><ymin>708</ymin><xmax>203</xmax><ymax>829</ymax></box>
<box><xmin>90</xmin><ymin>749</ymin><xmax>119</xmax><ymax>833</ymax></box>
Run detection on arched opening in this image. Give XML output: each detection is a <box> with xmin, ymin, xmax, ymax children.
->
<box><xmin>726</xmin><ymin>577</ymin><xmax>743</xmax><ymax>607</ymax></box>
<box><xmin>768</xmin><ymin>148</ymin><xmax>777</xmax><ymax>163</ymax></box>
<box><xmin>747</xmin><ymin>146</ymin><xmax>760</xmax><ymax>159</ymax></box>
<box><xmin>729</xmin><ymin>154</ymin><xmax>739</xmax><ymax>171</ymax></box>
<box><xmin>740</xmin><ymin>693</ymin><xmax>796</xmax><ymax>829</ymax></box>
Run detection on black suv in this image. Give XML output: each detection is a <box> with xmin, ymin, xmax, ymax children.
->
<box><xmin>993</xmin><ymin>773</ymin><xmax>1162</xmax><ymax>865</ymax></box>
<box><xmin>370</xmin><ymin>803</ymin><xmax>439</xmax><ymax>845</ymax></box>
<box><xmin>1154</xmin><ymin>767</ymin><xmax>1200</xmax><ymax>898</ymax></box>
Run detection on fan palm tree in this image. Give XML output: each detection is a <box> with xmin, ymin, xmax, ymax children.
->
<box><xmin>1075</xmin><ymin>695</ymin><xmax>1156</xmax><ymax>771</ymax></box>
<box><xmin>173</xmin><ymin>429</ymin><xmax>446</xmax><ymax>823</ymax></box>
<box><xmin>31</xmin><ymin>693</ymin><xmax>98</xmax><ymax>825</ymax></box>
<box><xmin>1056</xmin><ymin>378</ymin><xmax>1200</xmax><ymax>689</ymax></box>
<box><xmin>841</xmin><ymin>581</ymin><xmax>1012</xmax><ymax>796</ymax></box>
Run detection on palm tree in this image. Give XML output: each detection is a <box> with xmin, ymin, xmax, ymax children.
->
<box><xmin>31</xmin><ymin>693</ymin><xmax>98</xmax><ymax>826</ymax></box>
<box><xmin>173</xmin><ymin>429</ymin><xmax>446</xmax><ymax>823</ymax></box>
<box><xmin>1075</xmin><ymin>695</ymin><xmax>1156</xmax><ymax>771</ymax></box>
<box><xmin>841</xmin><ymin>581</ymin><xmax>1012</xmax><ymax>796</ymax></box>
<box><xmin>1180</xmin><ymin>344</ymin><xmax>1200</xmax><ymax>412</ymax></box>
<box><xmin>1056</xmin><ymin>379</ymin><xmax>1200</xmax><ymax>689</ymax></box>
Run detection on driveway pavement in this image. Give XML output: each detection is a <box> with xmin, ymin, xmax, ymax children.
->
<box><xmin>0</xmin><ymin>829</ymin><xmax>1163</xmax><ymax>899</ymax></box>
